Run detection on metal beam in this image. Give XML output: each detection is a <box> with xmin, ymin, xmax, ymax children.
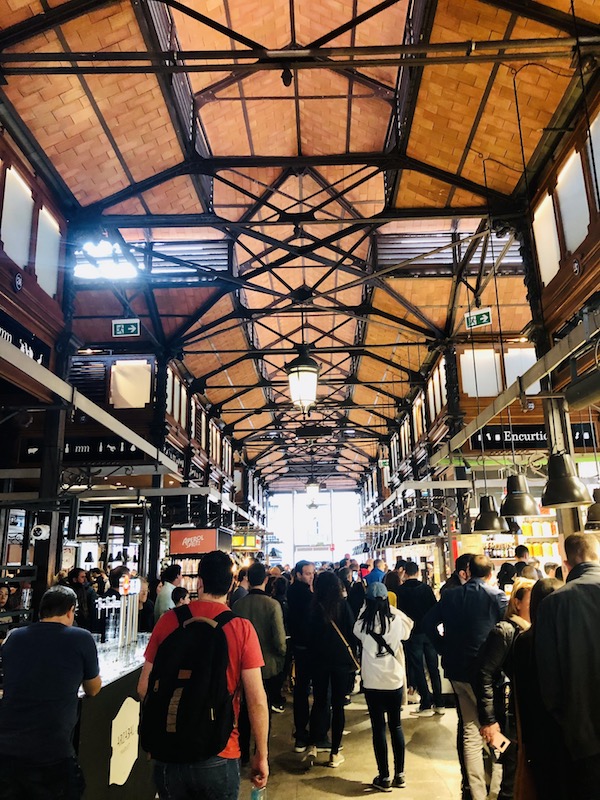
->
<box><xmin>477</xmin><ymin>0</ymin><xmax>600</xmax><ymax>37</ymax></box>
<box><xmin>0</xmin><ymin>0</ymin><xmax>117</xmax><ymax>49</ymax></box>
<box><xmin>431</xmin><ymin>308</ymin><xmax>600</xmax><ymax>465</ymax></box>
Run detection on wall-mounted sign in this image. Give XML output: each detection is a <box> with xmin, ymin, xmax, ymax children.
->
<box><xmin>470</xmin><ymin>422</ymin><xmax>595</xmax><ymax>451</ymax></box>
<box><xmin>0</xmin><ymin>308</ymin><xmax>51</xmax><ymax>366</ymax></box>
<box><xmin>110</xmin><ymin>696</ymin><xmax>140</xmax><ymax>786</ymax></box>
<box><xmin>232</xmin><ymin>534</ymin><xmax>257</xmax><ymax>549</ymax></box>
<box><xmin>21</xmin><ymin>437</ymin><xmax>146</xmax><ymax>463</ymax></box>
<box><xmin>465</xmin><ymin>307</ymin><xmax>492</xmax><ymax>330</ymax></box>
<box><xmin>112</xmin><ymin>318</ymin><xmax>141</xmax><ymax>338</ymax></box>
<box><xmin>169</xmin><ymin>527</ymin><xmax>218</xmax><ymax>554</ymax></box>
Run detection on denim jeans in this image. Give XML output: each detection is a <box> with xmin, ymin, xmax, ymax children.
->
<box><xmin>0</xmin><ymin>755</ymin><xmax>84</xmax><ymax>800</ymax></box>
<box><xmin>364</xmin><ymin>688</ymin><xmax>405</xmax><ymax>780</ymax></box>
<box><xmin>153</xmin><ymin>756</ymin><xmax>240</xmax><ymax>800</ymax></box>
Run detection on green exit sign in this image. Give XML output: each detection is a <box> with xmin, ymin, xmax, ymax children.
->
<box><xmin>465</xmin><ymin>307</ymin><xmax>492</xmax><ymax>330</ymax></box>
<box><xmin>112</xmin><ymin>318</ymin><xmax>141</xmax><ymax>337</ymax></box>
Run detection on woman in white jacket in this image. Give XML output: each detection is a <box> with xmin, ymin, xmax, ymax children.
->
<box><xmin>354</xmin><ymin>581</ymin><xmax>414</xmax><ymax>792</ymax></box>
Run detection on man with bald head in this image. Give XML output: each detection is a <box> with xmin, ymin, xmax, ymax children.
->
<box><xmin>536</xmin><ymin>534</ymin><xmax>600</xmax><ymax>799</ymax></box>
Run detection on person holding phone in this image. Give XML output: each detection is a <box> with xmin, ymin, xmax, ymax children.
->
<box><xmin>474</xmin><ymin>577</ymin><xmax>535</xmax><ymax>800</ymax></box>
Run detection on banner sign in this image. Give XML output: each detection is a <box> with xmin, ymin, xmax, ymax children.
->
<box><xmin>21</xmin><ymin>437</ymin><xmax>146</xmax><ymax>463</ymax></box>
<box><xmin>470</xmin><ymin>422</ymin><xmax>595</xmax><ymax>450</ymax></box>
<box><xmin>169</xmin><ymin>527</ymin><xmax>217</xmax><ymax>554</ymax></box>
<box><xmin>0</xmin><ymin>308</ymin><xmax>51</xmax><ymax>366</ymax></box>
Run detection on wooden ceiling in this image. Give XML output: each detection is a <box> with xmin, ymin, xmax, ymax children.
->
<box><xmin>0</xmin><ymin>0</ymin><xmax>598</xmax><ymax>490</ymax></box>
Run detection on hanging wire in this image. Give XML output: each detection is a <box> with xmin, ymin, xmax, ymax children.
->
<box><xmin>482</xmin><ymin>158</ymin><xmax>520</xmax><ymax>473</ymax></box>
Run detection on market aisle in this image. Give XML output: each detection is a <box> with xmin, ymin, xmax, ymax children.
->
<box><xmin>253</xmin><ymin>695</ymin><xmax>462</xmax><ymax>799</ymax></box>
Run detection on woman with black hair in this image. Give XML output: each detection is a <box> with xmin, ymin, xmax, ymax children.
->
<box><xmin>305</xmin><ymin>571</ymin><xmax>358</xmax><ymax>769</ymax></box>
<box><xmin>354</xmin><ymin>581</ymin><xmax>414</xmax><ymax>792</ymax></box>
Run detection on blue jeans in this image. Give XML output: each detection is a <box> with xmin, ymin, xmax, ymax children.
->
<box><xmin>153</xmin><ymin>756</ymin><xmax>240</xmax><ymax>800</ymax></box>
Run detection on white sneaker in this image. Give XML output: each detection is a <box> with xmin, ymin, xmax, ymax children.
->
<box><xmin>328</xmin><ymin>752</ymin><xmax>345</xmax><ymax>768</ymax></box>
<box><xmin>406</xmin><ymin>690</ymin><xmax>421</xmax><ymax>705</ymax></box>
<box><xmin>410</xmin><ymin>708</ymin><xmax>435</xmax><ymax>717</ymax></box>
<box><xmin>433</xmin><ymin>706</ymin><xmax>446</xmax><ymax>715</ymax></box>
<box><xmin>302</xmin><ymin>745</ymin><xmax>317</xmax><ymax>767</ymax></box>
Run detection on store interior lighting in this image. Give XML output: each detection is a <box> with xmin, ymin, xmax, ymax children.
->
<box><xmin>473</xmin><ymin>495</ymin><xmax>510</xmax><ymax>534</ymax></box>
<box><xmin>500</xmin><ymin>473</ymin><xmax>540</xmax><ymax>517</ymax></box>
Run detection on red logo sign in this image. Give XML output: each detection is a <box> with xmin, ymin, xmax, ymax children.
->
<box><xmin>169</xmin><ymin>528</ymin><xmax>218</xmax><ymax>554</ymax></box>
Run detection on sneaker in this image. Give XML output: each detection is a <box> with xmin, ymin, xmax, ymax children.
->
<box><xmin>406</xmin><ymin>689</ymin><xmax>420</xmax><ymax>705</ymax></box>
<box><xmin>294</xmin><ymin>741</ymin><xmax>308</xmax><ymax>753</ymax></box>
<box><xmin>271</xmin><ymin>702</ymin><xmax>285</xmax><ymax>714</ymax></box>
<box><xmin>392</xmin><ymin>774</ymin><xmax>406</xmax><ymax>788</ymax></box>
<box><xmin>433</xmin><ymin>706</ymin><xmax>446</xmax><ymax>715</ymax></box>
<box><xmin>328</xmin><ymin>752</ymin><xmax>345</xmax><ymax>768</ymax></box>
<box><xmin>371</xmin><ymin>776</ymin><xmax>392</xmax><ymax>792</ymax></box>
<box><xmin>302</xmin><ymin>745</ymin><xmax>317</xmax><ymax>766</ymax></box>
<box><xmin>410</xmin><ymin>708</ymin><xmax>435</xmax><ymax>717</ymax></box>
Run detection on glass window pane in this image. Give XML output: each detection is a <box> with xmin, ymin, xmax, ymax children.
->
<box><xmin>532</xmin><ymin>193</ymin><xmax>561</xmax><ymax>286</ymax></box>
<box><xmin>439</xmin><ymin>357</ymin><xmax>447</xmax><ymax>406</ymax></box>
<box><xmin>1</xmin><ymin>167</ymin><xmax>34</xmax><ymax>268</ymax></box>
<box><xmin>35</xmin><ymin>207</ymin><xmax>61</xmax><ymax>297</ymax></box>
<box><xmin>460</xmin><ymin>349</ymin><xmax>502</xmax><ymax>397</ymax></box>
<box><xmin>555</xmin><ymin>150</ymin><xmax>590</xmax><ymax>253</ymax></box>
<box><xmin>504</xmin><ymin>348</ymin><xmax>540</xmax><ymax>395</ymax></box>
<box><xmin>166</xmin><ymin>369</ymin><xmax>174</xmax><ymax>415</ymax></box>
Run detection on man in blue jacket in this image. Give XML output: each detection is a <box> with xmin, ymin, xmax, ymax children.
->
<box><xmin>423</xmin><ymin>555</ymin><xmax>507</xmax><ymax>800</ymax></box>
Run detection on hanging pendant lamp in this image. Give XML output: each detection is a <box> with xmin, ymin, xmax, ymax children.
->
<box><xmin>474</xmin><ymin>495</ymin><xmax>509</xmax><ymax>534</ymax></box>
<box><xmin>541</xmin><ymin>453</ymin><xmax>593</xmax><ymax>508</ymax></box>
<box><xmin>585</xmin><ymin>489</ymin><xmax>600</xmax><ymax>530</ymax></box>
<box><xmin>411</xmin><ymin>514</ymin><xmax>424</xmax><ymax>540</ymax></box>
<box><xmin>286</xmin><ymin>346</ymin><xmax>319</xmax><ymax>414</ymax></box>
<box><xmin>84</xmin><ymin>551</ymin><xmax>94</xmax><ymax>563</ymax></box>
<box><xmin>402</xmin><ymin>517</ymin><xmax>414</xmax><ymax>542</ymax></box>
<box><xmin>500</xmin><ymin>474</ymin><xmax>540</xmax><ymax>517</ymax></box>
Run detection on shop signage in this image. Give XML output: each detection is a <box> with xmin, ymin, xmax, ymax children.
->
<box><xmin>112</xmin><ymin>318</ymin><xmax>140</xmax><ymax>337</ymax></box>
<box><xmin>470</xmin><ymin>422</ymin><xmax>595</xmax><ymax>451</ymax></box>
<box><xmin>465</xmin><ymin>307</ymin><xmax>492</xmax><ymax>330</ymax></box>
<box><xmin>169</xmin><ymin>527</ymin><xmax>217</xmax><ymax>554</ymax></box>
<box><xmin>232</xmin><ymin>533</ymin><xmax>257</xmax><ymax>549</ymax></box>
<box><xmin>378</xmin><ymin>458</ymin><xmax>389</xmax><ymax>468</ymax></box>
<box><xmin>21</xmin><ymin>436</ymin><xmax>146</xmax><ymax>463</ymax></box>
<box><xmin>0</xmin><ymin>308</ymin><xmax>51</xmax><ymax>366</ymax></box>
<box><xmin>109</xmin><ymin>696</ymin><xmax>140</xmax><ymax>785</ymax></box>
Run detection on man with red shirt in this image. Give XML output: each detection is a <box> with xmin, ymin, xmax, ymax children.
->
<box><xmin>137</xmin><ymin>550</ymin><xmax>269</xmax><ymax>799</ymax></box>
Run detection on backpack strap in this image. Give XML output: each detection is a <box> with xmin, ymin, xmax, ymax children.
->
<box><xmin>214</xmin><ymin>610</ymin><xmax>235</xmax><ymax>628</ymax></box>
<box><xmin>369</xmin><ymin>629</ymin><xmax>395</xmax><ymax>657</ymax></box>
<box><xmin>173</xmin><ymin>604</ymin><xmax>193</xmax><ymax>626</ymax></box>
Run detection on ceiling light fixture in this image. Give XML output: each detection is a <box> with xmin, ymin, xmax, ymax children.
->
<box><xmin>541</xmin><ymin>452</ymin><xmax>593</xmax><ymax>508</ymax></box>
<box><xmin>286</xmin><ymin>346</ymin><xmax>319</xmax><ymax>414</ymax></box>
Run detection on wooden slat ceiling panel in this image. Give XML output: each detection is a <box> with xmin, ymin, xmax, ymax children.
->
<box><xmin>213</xmin><ymin>167</ymin><xmax>283</xmax><ymax>220</ymax></box>
<box><xmin>395</xmin><ymin>171</ymin><xmax>485</xmax><ymax>209</ymax></box>
<box><xmin>298</xmin><ymin>71</ymin><xmax>349</xmax><ymax>156</ymax></box>
<box><xmin>315</xmin><ymin>166</ymin><xmax>385</xmax><ymax>210</ymax></box>
<box><xmin>200</xmin><ymin>88</ymin><xmax>252</xmax><ymax>157</ymax></box>
<box><xmin>228</xmin><ymin>0</ymin><xmax>291</xmax><ymax>47</ymax></box>
<box><xmin>294</xmin><ymin>0</ymin><xmax>353</xmax><ymax>46</ymax></box>
<box><xmin>244</xmin><ymin>83</ymin><xmax>298</xmax><ymax>157</ymax></box>
<box><xmin>381</xmin><ymin>278</ymin><xmax>453</xmax><ymax>330</ymax></box>
<box><xmin>348</xmin><ymin>95</ymin><xmax>392</xmax><ymax>152</ymax></box>
<box><xmin>104</xmin><ymin>198</ymin><xmax>147</xmax><ymax>215</ymax></box>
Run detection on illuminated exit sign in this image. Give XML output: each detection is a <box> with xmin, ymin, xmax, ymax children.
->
<box><xmin>112</xmin><ymin>318</ymin><xmax>141</xmax><ymax>337</ymax></box>
<box><xmin>465</xmin><ymin>307</ymin><xmax>492</xmax><ymax>330</ymax></box>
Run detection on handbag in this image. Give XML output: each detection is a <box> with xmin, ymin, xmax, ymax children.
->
<box><xmin>330</xmin><ymin>619</ymin><xmax>360</xmax><ymax>671</ymax></box>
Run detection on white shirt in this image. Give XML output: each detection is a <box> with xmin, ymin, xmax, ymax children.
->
<box><xmin>353</xmin><ymin>605</ymin><xmax>414</xmax><ymax>690</ymax></box>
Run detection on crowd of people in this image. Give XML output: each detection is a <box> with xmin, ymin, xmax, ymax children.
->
<box><xmin>1</xmin><ymin>534</ymin><xmax>599</xmax><ymax>800</ymax></box>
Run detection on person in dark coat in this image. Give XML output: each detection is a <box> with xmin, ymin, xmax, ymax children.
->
<box><xmin>395</xmin><ymin>561</ymin><xmax>444</xmax><ymax>715</ymax></box>
<box><xmin>66</xmin><ymin>568</ymin><xmax>98</xmax><ymax>632</ymax></box>
<box><xmin>535</xmin><ymin>534</ymin><xmax>600</xmax><ymax>800</ymax></box>
<box><xmin>423</xmin><ymin>555</ymin><xmax>507</xmax><ymax>800</ymax></box>
<box><xmin>287</xmin><ymin>560</ymin><xmax>315</xmax><ymax>752</ymax></box>
<box><xmin>440</xmin><ymin>552</ymin><xmax>474</xmax><ymax>595</ymax></box>
<box><xmin>475</xmin><ymin>577</ymin><xmax>535</xmax><ymax>800</ymax></box>
<box><xmin>305</xmin><ymin>571</ymin><xmax>357</xmax><ymax>769</ymax></box>
<box><xmin>512</xmin><ymin>577</ymin><xmax>564</xmax><ymax>800</ymax></box>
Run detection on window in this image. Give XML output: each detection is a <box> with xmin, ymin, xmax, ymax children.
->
<box><xmin>439</xmin><ymin>357</ymin><xmax>447</xmax><ymax>406</ymax></box>
<box><xmin>109</xmin><ymin>360</ymin><xmax>152</xmax><ymax>409</ymax></box>
<box><xmin>412</xmin><ymin>392</ymin><xmax>425</xmax><ymax>441</ymax></box>
<box><xmin>588</xmin><ymin>112</ymin><xmax>600</xmax><ymax>208</ymax></box>
<box><xmin>532</xmin><ymin>193</ymin><xmax>561</xmax><ymax>286</ymax></box>
<box><xmin>555</xmin><ymin>150</ymin><xmax>590</xmax><ymax>253</ymax></box>
<box><xmin>166</xmin><ymin>368</ymin><xmax>174</xmax><ymax>416</ymax></box>
<box><xmin>35</xmin><ymin>207</ymin><xmax>61</xmax><ymax>297</ymax></box>
<box><xmin>1</xmin><ymin>167</ymin><xmax>34</xmax><ymax>268</ymax></box>
<box><xmin>504</xmin><ymin>348</ymin><xmax>540</xmax><ymax>395</ymax></box>
<box><xmin>460</xmin><ymin>349</ymin><xmax>502</xmax><ymax>397</ymax></box>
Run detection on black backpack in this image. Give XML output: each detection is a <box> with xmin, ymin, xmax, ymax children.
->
<box><xmin>140</xmin><ymin>605</ymin><xmax>235</xmax><ymax>762</ymax></box>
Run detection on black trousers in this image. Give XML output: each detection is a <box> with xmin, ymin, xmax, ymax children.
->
<box><xmin>364</xmin><ymin>687</ymin><xmax>405</xmax><ymax>780</ymax></box>
<box><xmin>310</xmin><ymin>667</ymin><xmax>350</xmax><ymax>754</ymax></box>
<box><xmin>292</xmin><ymin>646</ymin><xmax>312</xmax><ymax>743</ymax></box>
<box><xmin>0</xmin><ymin>755</ymin><xmax>84</xmax><ymax>800</ymax></box>
<box><xmin>238</xmin><ymin>676</ymin><xmax>279</xmax><ymax>762</ymax></box>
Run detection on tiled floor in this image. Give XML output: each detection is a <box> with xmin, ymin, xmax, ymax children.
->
<box><xmin>254</xmin><ymin>695</ymin><xmax>462</xmax><ymax>799</ymax></box>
